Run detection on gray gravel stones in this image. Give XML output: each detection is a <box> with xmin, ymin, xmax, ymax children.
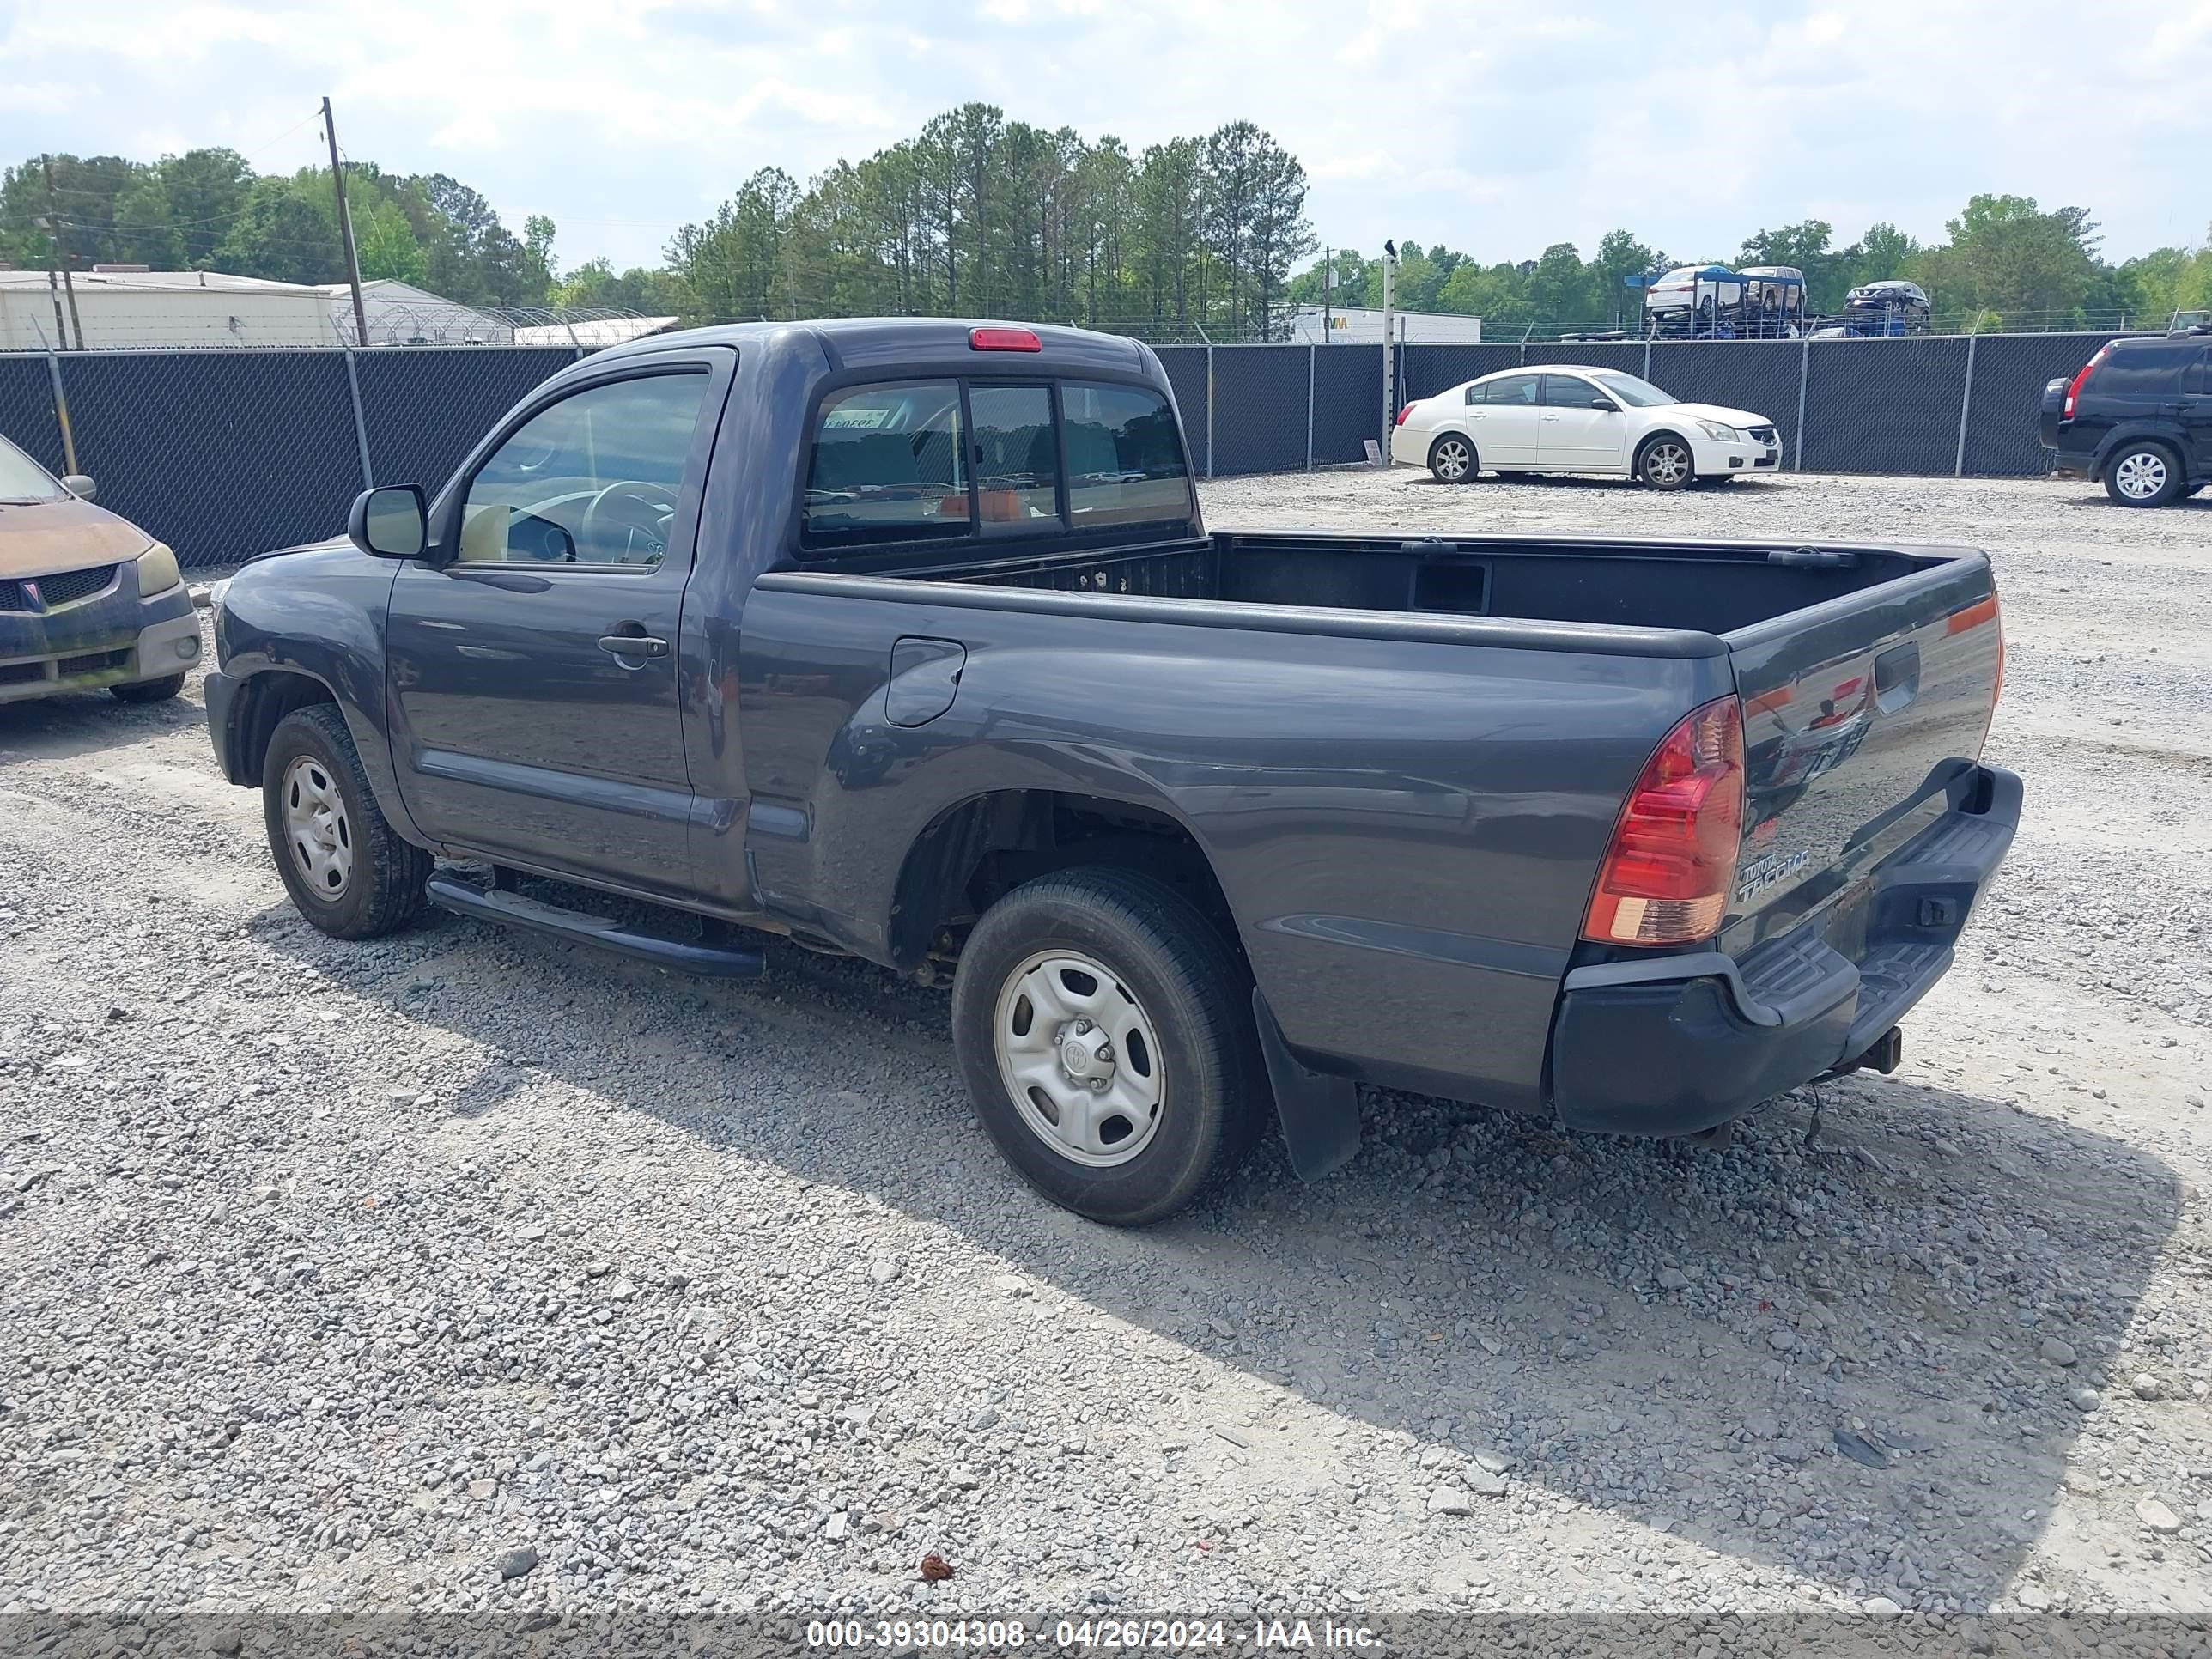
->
<box><xmin>2039</xmin><ymin>1336</ymin><xmax>2078</xmax><ymax>1366</ymax></box>
<box><xmin>5</xmin><ymin>479</ymin><xmax>2212</xmax><ymax>1622</ymax></box>
<box><xmin>2135</xmin><ymin>1499</ymin><xmax>2183</xmax><ymax>1534</ymax></box>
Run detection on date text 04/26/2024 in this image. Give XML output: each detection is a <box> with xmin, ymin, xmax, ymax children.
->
<box><xmin>804</xmin><ymin>1618</ymin><xmax>1385</xmax><ymax>1650</ymax></box>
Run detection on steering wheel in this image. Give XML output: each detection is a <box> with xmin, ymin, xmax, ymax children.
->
<box><xmin>578</xmin><ymin>479</ymin><xmax>678</xmax><ymax>563</ymax></box>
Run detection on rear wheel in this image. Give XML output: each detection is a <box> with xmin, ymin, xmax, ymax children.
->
<box><xmin>1427</xmin><ymin>434</ymin><xmax>1477</xmax><ymax>483</ymax></box>
<box><xmin>261</xmin><ymin>703</ymin><xmax>432</xmax><ymax>939</ymax></box>
<box><xmin>951</xmin><ymin>868</ymin><xmax>1265</xmax><ymax>1226</ymax></box>
<box><xmin>2104</xmin><ymin>441</ymin><xmax>2182</xmax><ymax>507</ymax></box>
<box><xmin>111</xmin><ymin>673</ymin><xmax>185</xmax><ymax>703</ymax></box>
<box><xmin>1638</xmin><ymin>436</ymin><xmax>1695</xmax><ymax>489</ymax></box>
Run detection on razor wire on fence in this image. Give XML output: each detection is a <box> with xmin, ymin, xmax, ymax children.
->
<box><xmin>0</xmin><ymin>330</ymin><xmax>2126</xmax><ymax>568</ymax></box>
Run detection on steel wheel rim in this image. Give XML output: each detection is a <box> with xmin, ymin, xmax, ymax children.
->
<box><xmin>2117</xmin><ymin>452</ymin><xmax>2166</xmax><ymax>499</ymax></box>
<box><xmin>1435</xmin><ymin>440</ymin><xmax>1471</xmax><ymax>481</ymax></box>
<box><xmin>282</xmin><ymin>755</ymin><xmax>353</xmax><ymax>901</ymax></box>
<box><xmin>993</xmin><ymin>948</ymin><xmax>1165</xmax><ymax>1169</ymax></box>
<box><xmin>1647</xmin><ymin>443</ymin><xmax>1690</xmax><ymax>485</ymax></box>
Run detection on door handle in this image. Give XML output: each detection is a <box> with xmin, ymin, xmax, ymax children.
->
<box><xmin>598</xmin><ymin>632</ymin><xmax>669</xmax><ymax>659</ymax></box>
<box><xmin>1540</xmin><ymin>413</ymin><xmax>1561</xmax><ymax>422</ymax></box>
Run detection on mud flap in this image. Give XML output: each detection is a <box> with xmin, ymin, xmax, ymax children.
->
<box><xmin>1253</xmin><ymin>988</ymin><xmax>1361</xmax><ymax>1181</ymax></box>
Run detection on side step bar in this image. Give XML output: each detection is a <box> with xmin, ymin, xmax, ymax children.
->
<box><xmin>425</xmin><ymin>874</ymin><xmax>766</xmax><ymax>979</ymax></box>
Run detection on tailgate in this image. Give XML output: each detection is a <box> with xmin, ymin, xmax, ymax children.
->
<box><xmin>1720</xmin><ymin>548</ymin><xmax>2002</xmax><ymax>958</ymax></box>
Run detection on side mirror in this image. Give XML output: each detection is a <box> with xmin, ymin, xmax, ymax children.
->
<box><xmin>349</xmin><ymin>484</ymin><xmax>428</xmax><ymax>560</ymax></box>
<box><xmin>1589</xmin><ymin>398</ymin><xmax>1620</xmax><ymax>411</ymax></box>
<box><xmin>62</xmin><ymin>473</ymin><xmax>96</xmax><ymax>501</ymax></box>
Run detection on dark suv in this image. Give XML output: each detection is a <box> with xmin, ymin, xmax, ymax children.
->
<box><xmin>2043</xmin><ymin>328</ymin><xmax>2212</xmax><ymax>507</ymax></box>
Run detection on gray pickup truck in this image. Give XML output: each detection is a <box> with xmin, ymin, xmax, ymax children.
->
<box><xmin>206</xmin><ymin>319</ymin><xmax>2016</xmax><ymax>1224</ymax></box>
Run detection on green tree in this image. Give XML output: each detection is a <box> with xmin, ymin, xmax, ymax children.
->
<box><xmin>1908</xmin><ymin>194</ymin><xmax>2101</xmax><ymax>324</ymax></box>
<box><xmin>354</xmin><ymin>195</ymin><xmax>428</xmax><ymax>283</ymax></box>
<box><xmin>211</xmin><ymin>173</ymin><xmax>340</xmax><ymax>284</ymax></box>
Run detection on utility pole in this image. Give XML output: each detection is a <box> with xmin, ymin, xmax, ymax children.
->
<box><xmin>40</xmin><ymin>156</ymin><xmax>84</xmax><ymax>349</ymax></box>
<box><xmin>323</xmin><ymin>97</ymin><xmax>369</xmax><ymax>348</ymax></box>
<box><xmin>45</xmin><ymin>266</ymin><xmax>69</xmax><ymax>352</ymax></box>
<box><xmin>1322</xmin><ymin>246</ymin><xmax>1332</xmax><ymax>342</ymax></box>
<box><xmin>1380</xmin><ymin>240</ymin><xmax>1399</xmax><ymax>463</ymax></box>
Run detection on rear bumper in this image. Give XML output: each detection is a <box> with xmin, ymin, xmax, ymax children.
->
<box><xmin>1547</xmin><ymin>763</ymin><xmax>2021</xmax><ymax>1136</ymax></box>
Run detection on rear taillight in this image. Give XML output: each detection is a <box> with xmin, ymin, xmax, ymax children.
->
<box><xmin>1395</xmin><ymin>400</ymin><xmax>1418</xmax><ymax>427</ymax></box>
<box><xmin>1583</xmin><ymin>696</ymin><xmax>1745</xmax><ymax>946</ymax></box>
<box><xmin>2062</xmin><ymin>345</ymin><xmax>2107</xmax><ymax>419</ymax></box>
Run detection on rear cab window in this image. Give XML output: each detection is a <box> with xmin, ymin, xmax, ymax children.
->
<box><xmin>800</xmin><ymin>376</ymin><xmax>1191</xmax><ymax>554</ymax></box>
<box><xmin>803</xmin><ymin>382</ymin><xmax>969</xmax><ymax>546</ymax></box>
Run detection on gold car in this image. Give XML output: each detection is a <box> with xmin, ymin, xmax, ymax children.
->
<box><xmin>0</xmin><ymin>434</ymin><xmax>199</xmax><ymax>707</ymax></box>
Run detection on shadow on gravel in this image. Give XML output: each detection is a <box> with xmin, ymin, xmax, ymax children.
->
<box><xmin>258</xmin><ymin>886</ymin><xmax>2181</xmax><ymax>1609</ymax></box>
<box><xmin>0</xmin><ymin>686</ymin><xmax>208</xmax><ymax>770</ymax></box>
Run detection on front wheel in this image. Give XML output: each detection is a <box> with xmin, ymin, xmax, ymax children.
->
<box><xmin>951</xmin><ymin>868</ymin><xmax>1266</xmax><ymax>1226</ymax></box>
<box><xmin>261</xmin><ymin>703</ymin><xmax>432</xmax><ymax>939</ymax></box>
<box><xmin>1427</xmin><ymin>434</ymin><xmax>1478</xmax><ymax>483</ymax></box>
<box><xmin>2104</xmin><ymin>442</ymin><xmax>2182</xmax><ymax>507</ymax></box>
<box><xmin>1638</xmin><ymin>436</ymin><xmax>1695</xmax><ymax>489</ymax></box>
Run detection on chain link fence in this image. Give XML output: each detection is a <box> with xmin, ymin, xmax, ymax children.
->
<box><xmin>3</xmin><ymin>345</ymin><xmax>576</xmax><ymax>567</ymax></box>
<box><xmin>1159</xmin><ymin>331</ymin><xmax>2123</xmax><ymax>482</ymax></box>
<box><xmin>0</xmin><ymin>330</ymin><xmax>2134</xmax><ymax>568</ymax></box>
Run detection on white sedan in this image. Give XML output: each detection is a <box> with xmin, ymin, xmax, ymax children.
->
<box><xmin>1391</xmin><ymin>364</ymin><xmax>1782</xmax><ymax>489</ymax></box>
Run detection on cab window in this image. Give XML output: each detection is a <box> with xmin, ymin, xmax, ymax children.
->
<box><xmin>803</xmin><ymin>381</ymin><xmax>969</xmax><ymax>548</ymax></box>
<box><xmin>458</xmin><ymin>372</ymin><xmax>708</xmax><ymax>567</ymax></box>
<box><xmin>1062</xmin><ymin>381</ymin><xmax>1193</xmax><ymax>526</ymax></box>
<box><xmin>970</xmin><ymin>385</ymin><xmax>1060</xmax><ymax>536</ymax></box>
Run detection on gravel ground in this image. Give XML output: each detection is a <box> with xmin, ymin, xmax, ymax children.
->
<box><xmin>2</xmin><ymin>469</ymin><xmax>2209</xmax><ymax>1627</ymax></box>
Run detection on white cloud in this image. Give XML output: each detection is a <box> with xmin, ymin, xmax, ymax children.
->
<box><xmin>4</xmin><ymin>0</ymin><xmax>2205</xmax><ymax>272</ymax></box>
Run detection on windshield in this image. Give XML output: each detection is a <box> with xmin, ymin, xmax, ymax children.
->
<box><xmin>0</xmin><ymin>436</ymin><xmax>63</xmax><ymax>502</ymax></box>
<box><xmin>1589</xmin><ymin>372</ymin><xmax>1678</xmax><ymax>408</ymax></box>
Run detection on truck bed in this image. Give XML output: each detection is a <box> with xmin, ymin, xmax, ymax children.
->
<box><xmin>806</xmin><ymin>528</ymin><xmax>1942</xmax><ymax>638</ymax></box>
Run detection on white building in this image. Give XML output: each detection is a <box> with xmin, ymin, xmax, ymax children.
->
<box><xmin>1286</xmin><ymin>306</ymin><xmax>1483</xmax><ymax>345</ymax></box>
<box><xmin>0</xmin><ymin>266</ymin><xmax>343</xmax><ymax>349</ymax></box>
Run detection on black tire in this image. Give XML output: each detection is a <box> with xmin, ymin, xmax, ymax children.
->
<box><xmin>1426</xmin><ymin>433</ymin><xmax>1478</xmax><ymax>483</ymax></box>
<box><xmin>2103</xmin><ymin>441</ymin><xmax>2184</xmax><ymax>507</ymax></box>
<box><xmin>951</xmin><ymin>867</ymin><xmax>1266</xmax><ymax>1226</ymax></box>
<box><xmin>261</xmin><ymin>703</ymin><xmax>431</xmax><ymax>939</ymax></box>
<box><xmin>1638</xmin><ymin>434</ymin><xmax>1696</xmax><ymax>490</ymax></box>
<box><xmin>111</xmin><ymin>673</ymin><xmax>185</xmax><ymax>703</ymax></box>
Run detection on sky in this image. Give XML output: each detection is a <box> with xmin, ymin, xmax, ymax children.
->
<box><xmin>3</xmin><ymin>0</ymin><xmax>2209</xmax><ymax>276</ymax></box>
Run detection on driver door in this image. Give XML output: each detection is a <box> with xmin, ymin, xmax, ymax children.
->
<box><xmin>386</xmin><ymin>358</ymin><xmax>728</xmax><ymax>896</ymax></box>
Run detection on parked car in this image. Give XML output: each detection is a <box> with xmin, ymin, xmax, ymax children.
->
<box><xmin>1738</xmin><ymin>266</ymin><xmax>1808</xmax><ymax>337</ymax></box>
<box><xmin>206</xmin><ymin>319</ymin><xmax>2015</xmax><ymax>1226</ymax></box>
<box><xmin>1808</xmin><ymin>281</ymin><xmax>1932</xmax><ymax>340</ymax></box>
<box><xmin>1393</xmin><ymin>365</ymin><xmax>1782</xmax><ymax>489</ymax></box>
<box><xmin>1644</xmin><ymin>264</ymin><xmax>1744</xmax><ymax>337</ymax></box>
<box><xmin>2042</xmin><ymin>327</ymin><xmax>2212</xmax><ymax>507</ymax></box>
<box><xmin>0</xmin><ymin>434</ymin><xmax>199</xmax><ymax>707</ymax></box>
